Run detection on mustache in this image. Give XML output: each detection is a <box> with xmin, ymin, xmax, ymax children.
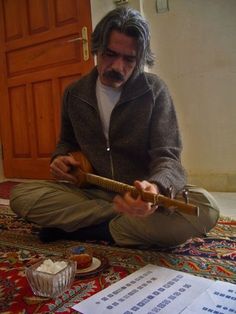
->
<box><xmin>103</xmin><ymin>70</ymin><xmax>124</xmax><ymax>82</ymax></box>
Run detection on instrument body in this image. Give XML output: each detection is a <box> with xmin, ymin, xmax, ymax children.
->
<box><xmin>71</xmin><ymin>152</ymin><xmax>199</xmax><ymax>216</ymax></box>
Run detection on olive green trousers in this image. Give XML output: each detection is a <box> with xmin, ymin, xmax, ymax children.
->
<box><xmin>10</xmin><ymin>180</ymin><xmax>219</xmax><ymax>247</ymax></box>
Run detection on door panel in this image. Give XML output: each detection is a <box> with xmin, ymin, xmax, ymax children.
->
<box><xmin>7</xmin><ymin>35</ymin><xmax>83</xmax><ymax>76</ymax></box>
<box><xmin>0</xmin><ymin>0</ymin><xmax>94</xmax><ymax>179</ymax></box>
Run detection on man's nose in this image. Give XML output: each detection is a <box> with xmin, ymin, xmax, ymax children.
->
<box><xmin>112</xmin><ymin>56</ymin><xmax>124</xmax><ymax>72</ymax></box>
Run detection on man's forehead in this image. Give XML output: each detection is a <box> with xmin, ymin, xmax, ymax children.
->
<box><xmin>105</xmin><ymin>47</ymin><xmax>137</xmax><ymax>58</ymax></box>
<box><xmin>106</xmin><ymin>30</ymin><xmax>137</xmax><ymax>53</ymax></box>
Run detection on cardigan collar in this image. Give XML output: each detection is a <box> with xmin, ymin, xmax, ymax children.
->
<box><xmin>70</xmin><ymin>67</ymin><xmax>151</xmax><ymax>107</ymax></box>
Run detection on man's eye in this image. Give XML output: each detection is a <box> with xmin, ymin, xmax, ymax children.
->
<box><xmin>104</xmin><ymin>51</ymin><xmax>116</xmax><ymax>57</ymax></box>
<box><xmin>124</xmin><ymin>56</ymin><xmax>136</xmax><ymax>63</ymax></box>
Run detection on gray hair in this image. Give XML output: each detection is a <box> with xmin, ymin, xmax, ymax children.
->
<box><xmin>91</xmin><ymin>7</ymin><xmax>155</xmax><ymax>70</ymax></box>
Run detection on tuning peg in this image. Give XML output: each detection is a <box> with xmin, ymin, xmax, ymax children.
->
<box><xmin>166</xmin><ymin>186</ymin><xmax>174</xmax><ymax>199</ymax></box>
<box><xmin>182</xmin><ymin>189</ymin><xmax>189</xmax><ymax>204</ymax></box>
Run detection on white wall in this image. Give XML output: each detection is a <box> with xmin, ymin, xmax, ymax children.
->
<box><xmin>143</xmin><ymin>0</ymin><xmax>236</xmax><ymax>191</ymax></box>
<box><xmin>90</xmin><ymin>0</ymin><xmax>115</xmax><ymax>28</ymax></box>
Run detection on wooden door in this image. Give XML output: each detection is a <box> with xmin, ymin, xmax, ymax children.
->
<box><xmin>0</xmin><ymin>0</ymin><xmax>94</xmax><ymax>179</ymax></box>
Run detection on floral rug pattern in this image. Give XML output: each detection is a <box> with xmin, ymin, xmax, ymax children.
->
<box><xmin>0</xmin><ymin>184</ymin><xmax>235</xmax><ymax>313</ymax></box>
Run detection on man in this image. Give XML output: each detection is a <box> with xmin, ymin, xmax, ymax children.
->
<box><xmin>10</xmin><ymin>7</ymin><xmax>219</xmax><ymax>247</ymax></box>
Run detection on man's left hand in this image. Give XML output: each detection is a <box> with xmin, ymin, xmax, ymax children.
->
<box><xmin>113</xmin><ymin>180</ymin><xmax>159</xmax><ymax>217</ymax></box>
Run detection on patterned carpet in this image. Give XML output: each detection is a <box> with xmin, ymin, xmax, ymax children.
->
<box><xmin>0</xmin><ymin>182</ymin><xmax>235</xmax><ymax>313</ymax></box>
<box><xmin>0</xmin><ymin>180</ymin><xmax>21</xmax><ymax>199</ymax></box>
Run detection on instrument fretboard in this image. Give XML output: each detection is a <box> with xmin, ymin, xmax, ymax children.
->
<box><xmin>85</xmin><ymin>172</ymin><xmax>198</xmax><ymax>216</ymax></box>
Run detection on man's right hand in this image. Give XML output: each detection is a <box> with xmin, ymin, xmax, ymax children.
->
<box><xmin>50</xmin><ymin>155</ymin><xmax>81</xmax><ymax>183</ymax></box>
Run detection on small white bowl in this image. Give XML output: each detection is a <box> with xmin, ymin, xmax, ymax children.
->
<box><xmin>25</xmin><ymin>258</ymin><xmax>76</xmax><ymax>298</ymax></box>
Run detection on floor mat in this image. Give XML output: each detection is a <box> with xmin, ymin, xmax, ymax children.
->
<box><xmin>0</xmin><ymin>180</ymin><xmax>22</xmax><ymax>199</ymax></box>
<box><xmin>0</xmin><ymin>180</ymin><xmax>235</xmax><ymax>313</ymax></box>
<box><xmin>0</xmin><ymin>204</ymin><xmax>235</xmax><ymax>313</ymax></box>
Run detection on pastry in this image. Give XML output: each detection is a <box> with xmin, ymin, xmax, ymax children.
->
<box><xmin>69</xmin><ymin>246</ymin><xmax>93</xmax><ymax>269</ymax></box>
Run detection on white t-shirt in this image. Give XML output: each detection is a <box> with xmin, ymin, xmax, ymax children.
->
<box><xmin>96</xmin><ymin>78</ymin><xmax>122</xmax><ymax>140</ymax></box>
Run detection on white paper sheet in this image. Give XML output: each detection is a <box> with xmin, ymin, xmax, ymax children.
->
<box><xmin>73</xmin><ymin>264</ymin><xmax>235</xmax><ymax>314</ymax></box>
<box><xmin>182</xmin><ymin>280</ymin><xmax>236</xmax><ymax>313</ymax></box>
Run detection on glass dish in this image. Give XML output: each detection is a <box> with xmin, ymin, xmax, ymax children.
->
<box><xmin>25</xmin><ymin>258</ymin><xmax>76</xmax><ymax>298</ymax></box>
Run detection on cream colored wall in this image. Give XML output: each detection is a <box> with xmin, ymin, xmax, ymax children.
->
<box><xmin>90</xmin><ymin>0</ymin><xmax>115</xmax><ymax>28</ymax></box>
<box><xmin>1</xmin><ymin>0</ymin><xmax>235</xmax><ymax>191</ymax></box>
<box><xmin>143</xmin><ymin>0</ymin><xmax>236</xmax><ymax>191</ymax></box>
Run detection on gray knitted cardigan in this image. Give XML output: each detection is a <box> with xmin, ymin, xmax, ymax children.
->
<box><xmin>52</xmin><ymin>67</ymin><xmax>187</xmax><ymax>195</ymax></box>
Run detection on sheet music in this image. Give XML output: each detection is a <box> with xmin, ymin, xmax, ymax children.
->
<box><xmin>72</xmin><ymin>264</ymin><xmax>236</xmax><ymax>313</ymax></box>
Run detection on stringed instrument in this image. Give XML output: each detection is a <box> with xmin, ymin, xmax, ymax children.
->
<box><xmin>70</xmin><ymin>152</ymin><xmax>199</xmax><ymax>217</ymax></box>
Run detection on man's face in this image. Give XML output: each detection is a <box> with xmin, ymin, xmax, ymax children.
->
<box><xmin>97</xmin><ymin>30</ymin><xmax>137</xmax><ymax>89</ymax></box>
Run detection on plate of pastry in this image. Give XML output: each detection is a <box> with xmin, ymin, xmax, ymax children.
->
<box><xmin>67</xmin><ymin>246</ymin><xmax>109</xmax><ymax>278</ymax></box>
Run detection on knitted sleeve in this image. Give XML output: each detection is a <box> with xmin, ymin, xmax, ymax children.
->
<box><xmin>148</xmin><ymin>80</ymin><xmax>187</xmax><ymax>196</ymax></box>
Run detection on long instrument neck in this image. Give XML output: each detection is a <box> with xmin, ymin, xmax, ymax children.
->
<box><xmin>84</xmin><ymin>172</ymin><xmax>198</xmax><ymax>216</ymax></box>
<box><xmin>86</xmin><ymin>172</ymin><xmax>156</xmax><ymax>202</ymax></box>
